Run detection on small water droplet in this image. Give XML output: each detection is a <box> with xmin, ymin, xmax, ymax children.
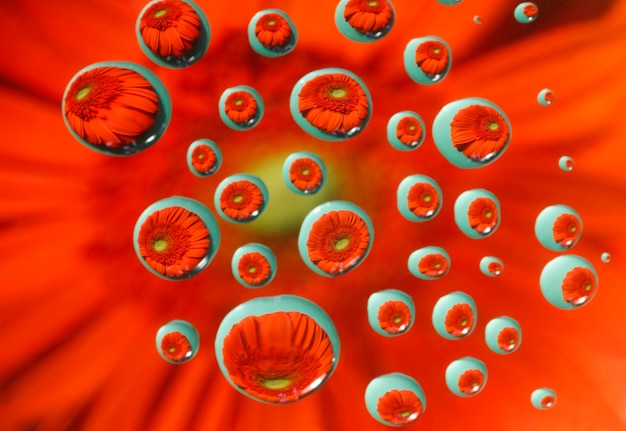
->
<box><xmin>187</xmin><ymin>139</ymin><xmax>221</xmax><ymax>177</ymax></box>
<box><xmin>485</xmin><ymin>317</ymin><xmax>521</xmax><ymax>354</ymax></box>
<box><xmin>445</xmin><ymin>357</ymin><xmax>487</xmax><ymax>397</ymax></box>
<box><xmin>219</xmin><ymin>86</ymin><xmax>264</xmax><ymax>130</ymax></box>
<box><xmin>283</xmin><ymin>151</ymin><xmax>326</xmax><ymax>195</ymax></box>
<box><xmin>601</xmin><ymin>252</ymin><xmax>611</xmax><ymax>263</ymax></box>
<box><xmin>480</xmin><ymin>256</ymin><xmax>504</xmax><ymax>276</ymax></box>
<box><xmin>397</xmin><ymin>175</ymin><xmax>442</xmax><ymax>222</ymax></box>
<box><xmin>540</xmin><ymin>255</ymin><xmax>598</xmax><ymax>309</ymax></box>
<box><xmin>537</xmin><ymin>88</ymin><xmax>554</xmax><ymax>106</ymax></box>
<box><xmin>534</xmin><ymin>204</ymin><xmax>582</xmax><ymax>251</ymax></box>
<box><xmin>335</xmin><ymin>0</ymin><xmax>395</xmax><ymax>43</ymax></box>
<box><xmin>454</xmin><ymin>189</ymin><xmax>501</xmax><ymax>238</ymax></box>
<box><xmin>473</xmin><ymin>15</ymin><xmax>483</xmax><ymax>24</ymax></box>
<box><xmin>156</xmin><ymin>320</ymin><xmax>199</xmax><ymax>363</ymax></box>
<box><xmin>432</xmin><ymin>291</ymin><xmax>477</xmax><ymax>340</ymax></box>
<box><xmin>531</xmin><ymin>388</ymin><xmax>556</xmax><ymax>409</ymax></box>
<box><xmin>214</xmin><ymin>174</ymin><xmax>269</xmax><ymax>223</ymax></box>
<box><xmin>408</xmin><ymin>246</ymin><xmax>450</xmax><ymax>280</ymax></box>
<box><xmin>232</xmin><ymin>243</ymin><xmax>277</xmax><ymax>288</ymax></box>
<box><xmin>514</xmin><ymin>2</ymin><xmax>538</xmax><ymax>23</ymax></box>
<box><xmin>404</xmin><ymin>36</ymin><xmax>452</xmax><ymax>85</ymax></box>
<box><xmin>248</xmin><ymin>9</ymin><xmax>297</xmax><ymax>57</ymax></box>
<box><xmin>558</xmin><ymin>155</ymin><xmax>575</xmax><ymax>171</ymax></box>
<box><xmin>368</xmin><ymin>289</ymin><xmax>415</xmax><ymax>336</ymax></box>
<box><xmin>387</xmin><ymin>111</ymin><xmax>426</xmax><ymax>150</ymax></box>
<box><xmin>365</xmin><ymin>373</ymin><xmax>426</xmax><ymax>426</ymax></box>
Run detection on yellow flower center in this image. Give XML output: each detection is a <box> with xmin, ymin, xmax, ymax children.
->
<box><xmin>584</xmin><ymin>283</ymin><xmax>592</xmax><ymax>291</ymax></box>
<box><xmin>233</xmin><ymin>194</ymin><xmax>243</xmax><ymax>203</ymax></box>
<box><xmin>154</xmin><ymin>9</ymin><xmax>167</xmax><ymax>18</ymax></box>
<box><xmin>433</xmin><ymin>48</ymin><xmax>441</xmax><ymax>54</ymax></box>
<box><xmin>301</xmin><ymin>168</ymin><xmax>310</xmax><ymax>175</ymax></box>
<box><xmin>267</xmin><ymin>19</ymin><xmax>276</xmax><ymax>26</ymax></box>
<box><xmin>460</xmin><ymin>319</ymin><xmax>467</xmax><ymax>327</ymax></box>
<box><xmin>76</xmin><ymin>87</ymin><xmax>90</xmax><ymax>100</ymax></box>
<box><xmin>488</xmin><ymin>121</ymin><xmax>499</xmax><ymax>131</ymax></box>
<box><xmin>234</xmin><ymin>99</ymin><xmax>243</xmax><ymax>106</ymax></box>
<box><xmin>247</xmin><ymin>266</ymin><xmax>257</xmax><ymax>273</ymax></box>
<box><xmin>423</xmin><ymin>194</ymin><xmax>431</xmax><ymax>202</ymax></box>
<box><xmin>334</xmin><ymin>237</ymin><xmax>350</xmax><ymax>250</ymax></box>
<box><xmin>393</xmin><ymin>316</ymin><xmax>402</xmax><ymax>323</ymax></box>
<box><xmin>153</xmin><ymin>239</ymin><xmax>168</xmax><ymax>252</ymax></box>
<box><xmin>262</xmin><ymin>378</ymin><xmax>292</xmax><ymax>389</ymax></box>
<box><xmin>484</xmin><ymin>210</ymin><xmax>492</xmax><ymax>219</ymax></box>
<box><xmin>330</xmin><ymin>88</ymin><xmax>347</xmax><ymax>98</ymax></box>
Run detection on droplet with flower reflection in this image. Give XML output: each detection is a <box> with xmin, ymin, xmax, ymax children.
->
<box><xmin>248</xmin><ymin>9</ymin><xmax>297</xmax><ymax>57</ymax></box>
<box><xmin>473</xmin><ymin>15</ymin><xmax>483</xmax><ymax>24</ymax></box>
<box><xmin>283</xmin><ymin>151</ymin><xmax>326</xmax><ymax>195</ymax></box>
<box><xmin>485</xmin><ymin>316</ymin><xmax>521</xmax><ymax>354</ymax></box>
<box><xmin>335</xmin><ymin>0</ymin><xmax>395</xmax><ymax>42</ymax></box>
<box><xmin>231</xmin><ymin>243</ymin><xmax>276</xmax><ymax>288</ymax></box>
<box><xmin>156</xmin><ymin>320</ymin><xmax>199</xmax><ymax>364</ymax></box>
<box><xmin>219</xmin><ymin>86</ymin><xmax>264</xmax><ymax>130</ymax></box>
<box><xmin>387</xmin><ymin>111</ymin><xmax>426</xmax><ymax>151</ymax></box>
<box><xmin>601</xmin><ymin>252</ymin><xmax>611</xmax><ymax>263</ymax></box>
<box><xmin>365</xmin><ymin>373</ymin><xmax>426</xmax><ymax>426</ymax></box>
<box><xmin>531</xmin><ymin>388</ymin><xmax>557</xmax><ymax>410</ymax></box>
<box><xmin>446</xmin><ymin>357</ymin><xmax>487</xmax><ymax>397</ymax></box>
<box><xmin>397</xmin><ymin>175</ymin><xmax>442</xmax><ymax>222</ymax></box>
<box><xmin>404</xmin><ymin>36</ymin><xmax>451</xmax><ymax>85</ymax></box>
<box><xmin>480</xmin><ymin>256</ymin><xmax>504</xmax><ymax>277</ymax></box>
<box><xmin>136</xmin><ymin>0</ymin><xmax>210</xmax><ymax>68</ymax></box>
<box><xmin>433</xmin><ymin>292</ymin><xmax>477</xmax><ymax>340</ymax></box>
<box><xmin>515</xmin><ymin>2</ymin><xmax>539</xmax><ymax>23</ymax></box>
<box><xmin>62</xmin><ymin>62</ymin><xmax>171</xmax><ymax>156</ymax></box>
<box><xmin>368</xmin><ymin>289</ymin><xmax>414</xmax><ymax>336</ymax></box>
<box><xmin>214</xmin><ymin>174</ymin><xmax>268</xmax><ymax>223</ymax></box>
<box><xmin>454</xmin><ymin>189</ymin><xmax>500</xmax><ymax>238</ymax></box>
<box><xmin>540</xmin><ymin>255</ymin><xmax>598</xmax><ymax>309</ymax></box>
<box><xmin>559</xmin><ymin>155</ymin><xmax>575</xmax><ymax>171</ymax></box>
<box><xmin>408</xmin><ymin>246</ymin><xmax>450</xmax><ymax>280</ymax></box>
<box><xmin>215</xmin><ymin>295</ymin><xmax>339</xmax><ymax>404</ymax></box>
<box><xmin>291</xmin><ymin>68</ymin><xmax>372</xmax><ymax>140</ymax></box>
<box><xmin>537</xmin><ymin>88</ymin><xmax>554</xmax><ymax>106</ymax></box>
<box><xmin>187</xmin><ymin>138</ymin><xmax>221</xmax><ymax>177</ymax></box>
<box><xmin>535</xmin><ymin>204</ymin><xmax>582</xmax><ymax>251</ymax></box>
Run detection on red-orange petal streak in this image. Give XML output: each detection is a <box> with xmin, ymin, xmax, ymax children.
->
<box><xmin>467</xmin><ymin>197</ymin><xmax>498</xmax><ymax>234</ymax></box>
<box><xmin>376</xmin><ymin>389</ymin><xmax>422</xmax><ymax>424</ymax></box>
<box><xmin>222</xmin><ymin>311</ymin><xmax>335</xmax><ymax>403</ymax></box>
<box><xmin>139</xmin><ymin>0</ymin><xmax>201</xmax><ymax>57</ymax></box>
<box><xmin>450</xmin><ymin>105</ymin><xmax>509</xmax><ymax>161</ymax></box>
<box><xmin>255</xmin><ymin>13</ymin><xmax>292</xmax><ymax>47</ymax></box>
<box><xmin>237</xmin><ymin>252</ymin><xmax>271</xmax><ymax>285</ymax></box>
<box><xmin>561</xmin><ymin>266</ymin><xmax>596</xmax><ymax>306</ymax></box>
<box><xmin>552</xmin><ymin>213</ymin><xmax>581</xmax><ymax>248</ymax></box>
<box><xmin>407</xmin><ymin>183</ymin><xmax>439</xmax><ymax>217</ymax></box>
<box><xmin>497</xmin><ymin>327</ymin><xmax>519</xmax><ymax>352</ymax></box>
<box><xmin>161</xmin><ymin>331</ymin><xmax>192</xmax><ymax>361</ymax></box>
<box><xmin>219</xmin><ymin>180</ymin><xmax>264</xmax><ymax>221</ymax></box>
<box><xmin>458</xmin><ymin>369</ymin><xmax>484</xmax><ymax>394</ymax></box>
<box><xmin>289</xmin><ymin>158</ymin><xmax>323</xmax><ymax>192</ymax></box>
<box><xmin>396</xmin><ymin>116</ymin><xmax>423</xmax><ymax>146</ymax></box>
<box><xmin>444</xmin><ymin>303</ymin><xmax>473</xmax><ymax>337</ymax></box>
<box><xmin>343</xmin><ymin>0</ymin><xmax>393</xmax><ymax>34</ymax></box>
<box><xmin>191</xmin><ymin>144</ymin><xmax>217</xmax><ymax>173</ymax></box>
<box><xmin>377</xmin><ymin>300</ymin><xmax>411</xmax><ymax>333</ymax></box>
<box><xmin>415</xmin><ymin>40</ymin><xmax>449</xmax><ymax>75</ymax></box>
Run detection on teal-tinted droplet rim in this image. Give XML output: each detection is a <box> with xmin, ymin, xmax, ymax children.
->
<box><xmin>156</xmin><ymin>319</ymin><xmax>200</xmax><ymax>364</ymax></box>
<box><xmin>213</xmin><ymin>173</ymin><xmax>269</xmax><ymax>224</ymax></box>
<box><xmin>186</xmin><ymin>138</ymin><xmax>222</xmax><ymax>177</ymax></box>
<box><xmin>231</xmin><ymin>243</ymin><xmax>277</xmax><ymax>288</ymax></box>
<box><xmin>432</xmin><ymin>291</ymin><xmax>476</xmax><ymax>340</ymax></box>
<box><xmin>403</xmin><ymin>36</ymin><xmax>452</xmax><ymax>85</ymax></box>
<box><xmin>397</xmin><ymin>175</ymin><xmax>442</xmax><ymax>222</ymax></box>
<box><xmin>218</xmin><ymin>85</ymin><xmax>264</xmax><ymax>131</ymax></box>
<box><xmin>454</xmin><ymin>188</ymin><xmax>501</xmax><ymax>238</ymax></box>
<box><xmin>282</xmin><ymin>151</ymin><xmax>326</xmax><ymax>195</ymax></box>
<box><xmin>484</xmin><ymin>316</ymin><xmax>521</xmax><ymax>355</ymax></box>
<box><xmin>334</xmin><ymin>0</ymin><xmax>395</xmax><ymax>43</ymax></box>
<box><xmin>364</xmin><ymin>373</ymin><xmax>426</xmax><ymax>426</ymax></box>
<box><xmin>539</xmin><ymin>254</ymin><xmax>598</xmax><ymax>309</ymax></box>
<box><xmin>248</xmin><ymin>9</ymin><xmax>297</xmax><ymax>57</ymax></box>
<box><xmin>445</xmin><ymin>357</ymin><xmax>487</xmax><ymax>397</ymax></box>
<box><xmin>387</xmin><ymin>111</ymin><xmax>426</xmax><ymax>151</ymax></box>
<box><xmin>408</xmin><ymin>246</ymin><xmax>450</xmax><ymax>280</ymax></box>
<box><xmin>367</xmin><ymin>289</ymin><xmax>415</xmax><ymax>337</ymax></box>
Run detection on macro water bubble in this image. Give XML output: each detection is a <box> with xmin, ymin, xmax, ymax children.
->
<box><xmin>558</xmin><ymin>156</ymin><xmax>575</xmax><ymax>172</ymax></box>
<box><xmin>156</xmin><ymin>320</ymin><xmax>199</xmax><ymax>364</ymax></box>
<box><xmin>133</xmin><ymin>196</ymin><xmax>220</xmax><ymax>280</ymax></box>
<box><xmin>433</xmin><ymin>97</ymin><xmax>511</xmax><ymax>167</ymax></box>
<box><xmin>473</xmin><ymin>15</ymin><xmax>483</xmax><ymax>24</ymax></box>
<box><xmin>408</xmin><ymin>246</ymin><xmax>450</xmax><ymax>280</ymax></box>
<box><xmin>365</xmin><ymin>373</ymin><xmax>426</xmax><ymax>426</ymax></box>
<box><xmin>397</xmin><ymin>175</ymin><xmax>442</xmax><ymax>222</ymax></box>
<box><xmin>215</xmin><ymin>295</ymin><xmax>340</xmax><ymax>404</ymax></box>
<box><xmin>219</xmin><ymin>86</ymin><xmax>264</xmax><ymax>130</ymax></box>
<box><xmin>187</xmin><ymin>139</ymin><xmax>222</xmax><ymax>177</ymax></box>
<box><xmin>432</xmin><ymin>291</ymin><xmax>476</xmax><ymax>340</ymax></box>
<box><xmin>485</xmin><ymin>316</ymin><xmax>521</xmax><ymax>354</ymax></box>
<box><xmin>601</xmin><ymin>252</ymin><xmax>611</xmax><ymax>263</ymax></box>
<box><xmin>445</xmin><ymin>357</ymin><xmax>487</xmax><ymax>397</ymax></box>
<box><xmin>454</xmin><ymin>189</ymin><xmax>501</xmax><ymax>238</ymax></box>
<box><xmin>480</xmin><ymin>256</ymin><xmax>504</xmax><ymax>277</ymax></box>
<box><xmin>62</xmin><ymin>61</ymin><xmax>171</xmax><ymax>156</ymax></box>
<box><xmin>387</xmin><ymin>111</ymin><xmax>426</xmax><ymax>151</ymax></box>
<box><xmin>368</xmin><ymin>289</ymin><xmax>415</xmax><ymax>337</ymax></box>
<box><xmin>290</xmin><ymin>68</ymin><xmax>372</xmax><ymax>141</ymax></box>
<box><xmin>248</xmin><ymin>9</ymin><xmax>297</xmax><ymax>57</ymax></box>
<box><xmin>136</xmin><ymin>0</ymin><xmax>210</xmax><ymax>68</ymax></box>
<box><xmin>531</xmin><ymin>388</ymin><xmax>556</xmax><ymax>410</ymax></box>
<box><xmin>214</xmin><ymin>174</ymin><xmax>269</xmax><ymax>223</ymax></box>
<box><xmin>335</xmin><ymin>0</ymin><xmax>395</xmax><ymax>43</ymax></box>
<box><xmin>404</xmin><ymin>36</ymin><xmax>451</xmax><ymax>85</ymax></box>
<box><xmin>537</xmin><ymin>88</ymin><xmax>554</xmax><ymax>106</ymax></box>
<box><xmin>282</xmin><ymin>151</ymin><xmax>326</xmax><ymax>195</ymax></box>
<box><xmin>540</xmin><ymin>255</ymin><xmax>598</xmax><ymax>309</ymax></box>
<box><xmin>231</xmin><ymin>243</ymin><xmax>277</xmax><ymax>288</ymax></box>
<box><xmin>534</xmin><ymin>204</ymin><xmax>582</xmax><ymax>251</ymax></box>
<box><xmin>514</xmin><ymin>2</ymin><xmax>539</xmax><ymax>23</ymax></box>
<box><xmin>298</xmin><ymin>200</ymin><xmax>374</xmax><ymax>277</ymax></box>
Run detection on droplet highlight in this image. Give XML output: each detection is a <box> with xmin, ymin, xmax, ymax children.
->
<box><xmin>248</xmin><ymin>9</ymin><xmax>297</xmax><ymax>57</ymax></box>
<box><xmin>485</xmin><ymin>316</ymin><xmax>521</xmax><ymax>354</ymax></box>
<box><xmin>446</xmin><ymin>357</ymin><xmax>487</xmax><ymax>397</ymax></box>
<box><xmin>535</xmin><ymin>205</ymin><xmax>582</xmax><ymax>251</ymax></box>
<box><xmin>283</xmin><ymin>151</ymin><xmax>326</xmax><ymax>195</ymax></box>
<box><xmin>404</xmin><ymin>36</ymin><xmax>451</xmax><ymax>85</ymax></box>
<box><xmin>514</xmin><ymin>2</ymin><xmax>539</xmax><ymax>23</ymax></box>
<box><xmin>454</xmin><ymin>189</ymin><xmax>501</xmax><ymax>238</ymax></box>
<box><xmin>231</xmin><ymin>243</ymin><xmax>277</xmax><ymax>288</ymax></box>
<box><xmin>432</xmin><ymin>291</ymin><xmax>476</xmax><ymax>340</ymax></box>
<box><xmin>335</xmin><ymin>0</ymin><xmax>395</xmax><ymax>43</ymax></box>
<box><xmin>368</xmin><ymin>289</ymin><xmax>414</xmax><ymax>337</ymax></box>
<box><xmin>531</xmin><ymin>388</ymin><xmax>556</xmax><ymax>409</ymax></box>
<box><xmin>187</xmin><ymin>139</ymin><xmax>221</xmax><ymax>177</ymax></box>
<box><xmin>214</xmin><ymin>174</ymin><xmax>269</xmax><ymax>223</ymax></box>
<box><xmin>408</xmin><ymin>246</ymin><xmax>450</xmax><ymax>280</ymax></box>
<box><xmin>387</xmin><ymin>111</ymin><xmax>426</xmax><ymax>151</ymax></box>
<box><xmin>540</xmin><ymin>255</ymin><xmax>598</xmax><ymax>309</ymax></box>
<box><xmin>365</xmin><ymin>373</ymin><xmax>426</xmax><ymax>426</ymax></box>
<box><xmin>156</xmin><ymin>320</ymin><xmax>199</xmax><ymax>363</ymax></box>
<box><xmin>219</xmin><ymin>86</ymin><xmax>264</xmax><ymax>130</ymax></box>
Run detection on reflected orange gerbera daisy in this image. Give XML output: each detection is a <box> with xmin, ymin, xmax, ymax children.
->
<box><xmin>298</xmin><ymin>73</ymin><xmax>369</xmax><ymax>135</ymax></box>
<box><xmin>418</xmin><ymin>253</ymin><xmax>448</xmax><ymax>277</ymax></box>
<box><xmin>289</xmin><ymin>157</ymin><xmax>323</xmax><ymax>192</ymax></box>
<box><xmin>444</xmin><ymin>303</ymin><xmax>474</xmax><ymax>337</ymax></box>
<box><xmin>377</xmin><ymin>300</ymin><xmax>411</xmax><ymax>333</ymax></box>
<box><xmin>561</xmin><ymin>266</ymin><xmax>596</xmax><ymax>306</ymax></box>
<box><xmin>63</xmin><ymin>66</ymin><xmax>159</xmax><ymax>148</ymax></box>
<box><xmin>458</xmin><ymin>369</ymin><xmax>484</xmax><ymax>394</ymax></box>
<box><xmin>552</xmin><ymin>213</ymin><xmax>580</xmax><ymax>248</ymax></box>
<box><xmin>487</xmin><ymin>261</ymin><xmax>503</xmax><ymax>275</ymax></box>
<box><xmin>222</xmin><ymin>311</ymin><xmax>335</xmax><ymax>403</ymax></box>
<box><xmin>255</xmin><ymin>13</ymin><xmax>292</xmax><ymax>48</ymax></box>
<box><xmin>137</xmin><ymin>206</ymin><xmax>210</xmax><ymax>278</ymax></box>
<box><xmin>191</xmin><ymin>144</ymin><xmax>217</xmax><ymax>173</ymax></box>
<box><xmin>139</xmin><ymin>0</ymin><xmax>201</xmax><ymax>58</ymax></box>
<box><xmin>415</xmin><ymin>40</ymin><xmax>449</xmax><ymax>76</ymax></box>
<box><xmin>237</xmin><ymin>252</ymin><xmax>271</xmax><ymax>285</ymax></box>
<box><xmin>306</xmin><ymin>210</ymin><xmax>370</xmax><ymax>275</ymax></box>
<box><xmin>467</xmin><ymin>197</ymin><xmax>498</xmax><ymax>234</ymax></box>
<box><xmin>376</xmin><ymin>389</ymin><xmax>422</xmax><ymax>424</ymax></box>
<box><xmin>219</xmin><ymin>180</ymin><xmax>264</xmax><ymax>220</ymax></box>
<box><xmin>497</xmin><ymin>327</ymin><xmax>519</xmax><ymax>352</ymax></box>
<box><xmin>450</xmin><ymin>105</ymin><xmax>509</xmax><ymax>161</ymax></box>
<box><xmin>541</xmin><ymin>396</ymin><xmax>556</xmax><ymax>408</ymax></box>
<box><xmin>524</xmin><ymin>4</ymin><xmax>539</xmax><ymax>18</ymax></box>
<box><xmin>396</xmin><ymin>116</ymin><xmax>423</xmax><ymax>146</ymax></box>
<box><xmin>225</xmin><ymin>91</ymin><xmax>258</xmax><ymax>124</ymax></box>
<box><xmin>343</xmin><ymin>0</ymin><xmax>393</xmax><ymax>35</ymax></box>
<box><xmin>407</xmin><ymin>182</ymin><xmax>439</xmax><ymax>217</ymax></box>
<box><xmin>160</xmin><ymin>331</ymin><xmax>192</xmax><ymax>361</ymax></box>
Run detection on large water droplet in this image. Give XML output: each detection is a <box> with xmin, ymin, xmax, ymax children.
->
<box><xmin>485</xmin><ymin>316</ymin><xmax>521</xmax><ymax>354</ymax></box>
<box><xmin>335</xmin><ymin>0</ymin><xmax>395</xmax><ymax>43</ymax></box>
<box><xmin>62</xmin><ymin>62</ymin><xmax>171</xmax><ymax>156</ymax></box>
<box><xmin>365</xmin><ymin>373</ymin><xmax>426</xmax><ymax>425</ymax></box>
<box><xmin>248</xmin><ymin>9</ymin><xmax>297</xmax><ymax>57</ymax></box>
<box><xmin>432</xmin><ymin>291</ymin><xmax>477</xmax><ymax>340</ymax></box>
<box><xmin>214</xmin><ymin>174</ymin><xmax>269</xmax><ymax>223</ymax></box>
<box><xmin>283</xmin><ymin>151</ymin><xmax>326</xmax><ymax>195</ymax></box>
<box><xmin>534</xmin><ymin>204</ymin><xmax>582</xmax><ymax>251</ymax></box>
<box><xmin>156</xmin><ymin>320</ymin><xmax>199</xmax><ymax>363</ymax></box>
<box><xmin>514</xmin><ymin>2</ymin><xmax>539</xmax><ymax>23</ymax></box>
<box><xmin>531</xmin><ymin>388</ymin><xmax>556</xmax><ymax>409</ymax></box>
<box><xmin>404</xmin><ymin>36</ymin><xmax>452</xmax><ymax>85</ymax></box>
<box><xmin>187</xmin><ymin>139</ymin><xmax>222</xmax><ymax>177</ymax></box>
<box><xmin>387</xmin><ymin>111</ymin><xmax>426</xmax><ymax>151</ymax></box>
<box><xmin>368</xmin><ymin>289</ymin><xmax>415</xmax><ymax>336</ymax></box>
<box><xmin>408</xmin><ymin>246</ymin><xmax>450</xmax><ymax>280</ymax></box>
<box><xmin>219</xmin><ymin>86</ymin><xmax>264</xmax><ymax>130</ymax></box>
<box><xmin>215</xmin><ymin>295</ymin><xmax>340</xmax><ymax>403</ymax></box>
<box><xmin>231</xmin><ymin>243</ymin><xmax>277</xmax><ymax>288</ymax></box>
<box><xmin>136</xmin><ymin>0</ymin><xmax>210</xmax><ymax>68</ymax></box>
<box><xmin>540</xmin><ymin>255</ymin><xmax>598</xmax><ymax>309</ymax></box>
<box><xmin>397</xmin><ymin>175</ymin><xmax>442</xmax><ymax>222</ymax></box>
<box><xmin>454</xmin><ymin>189</ymin><xmax>501</xmax><ymax>238</ymax></box>
<box><xmin>133</xmin><ymin>196</ymin><xmax>220</xmax><ymax>280</ymax></box>
<box><xmin>446</xmin><ymin>357</ymin><xmax>487</xmax><ymax>397</ymax></box>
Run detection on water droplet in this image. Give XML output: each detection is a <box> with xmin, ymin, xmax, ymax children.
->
<box><xmin>485</xmin><ymin>316</ymin><xmax>521</xmax><ymax>354</ymax></box>
<box><xmin>404</xmin><ymin>36</ymin><xmax>452</xmax><ymax>85</ymax></box>
<box><xmin>437</xmin><ymin>0</ymin><xmax>463</xmax><ymax>5</ymax></box>
<box><xmin>480</xmin><ymin>256</ymin><xmax>504</xmax><ymax>276</ymax></box>
<box><xmin>214</xmin><ymin>174</ymin><xmax>269</xmax><ymax>223</ymax></box>
<box><xmin>433</xmin><ymin>98</ymin><xmax>511</xmax><ymax>167</ymax></box>
<box><xmin>514</xmin><ymin>2</ymin><xmax>538</xmax><ymax>23</ymax></box>
<box><xmin>365</xmin><ymin>373</ymin><xmax>426</xmax><ymax>426</ymax></box>
<box><xmin>454</xmin><ymin>189</ymin><xmax>501</xmax><ymax>238</ymax></box>
<box><xmin>335</xmin><ymin>0</ymin><xmax>395</xmax><ymax>43</ymax></box>
<box><xmin>408</xmin><ymin>246</ymin><xmax>450</xmax><ymax>280</ymax></box>
<box><xmin>537</xmin><ymin>88</ymin><xmax>554</xmax><ymax>106</ymax></box>
<box><xmin>540</xmin><ymin>255</ymin><xmax>598</xmax><ymax>309</ymax></box>
<box><xmin>219</xmin><ymin>86</ymin><xmax>264</xmax><ymax>130</ymax></box>
<box><xmin>558</xmin><ymin>156</ymin><xmax>575</xmax><ymax>172</ymax></box>
<box><xmin>387</xmin><ymin>111</ymin><xmax>426</xmax><ymax>151</ymax></box>
<box><xmin>156</xmin><ymin>320</ymin><xmax>199</xmax><ymax>363</ymax></box>
<box><xmin>298</xmin><ymin>201</ymin><xmax>374</xmax><ymax>277</ymax></box>
<box><xmin>445</xmin><ymin>357</ymin><xmax>487</xmax><ymax>397</ymax></box>
<box><xmin>397</xmin><ymin>175</ymin><xmax>442</xmax><ymax>222</ymax></box>
<box><xmin>473</xmin><ymin>15</ymin><xmax>483</xmax><ymax>24</ymax></box>
<box><xmin>601</xmin><ymin>252</ymin><xmax>611</xmax><ymax>263</ymax></box>
<box><xmin>62</xmin><ymin>62</ymin><xmax>171</xmax><ymax>156</ymax></box>
<box><xmin>231</xmin><ymin>243</ymin><xmax>277</xmax><ymax>288</ymax></box>
<box><xmin>290</xmin><ymin>68</ymin><xmax>372</xmax><ymax>141</ymax></box>
<box><xmin>133</xmin><ymin>196</ymin><xmax>220</xmax><ymax>280</ymax></box>
<box><xmin>432</xmin><ymin>291</ymin><xmax>477</xmax><ymax>340</ymax></box>
<box><xmin>368</xmin><ymin>289</ymin><xmax>415</xmax><ymax>336</ymax></box>
<box><xmin>136</xmin><ymin>0</ymin><xmax>210</xmax><ymax>68</ymax></box>
<box><xmin>282</xmin><ymin>151</ymin><xmax>326</xmax><ymax>195</ymax></box>
<box><xmin>248</xmin><ymin>9</ymin><xmax>297</xmax><ymax>57</ymax></box>
<box><xmin>531</xmin><ymin>388</ymin><xmax>556</xmax><ymax>409</ymax></box>
<box><xmin>534</xmin><ymin>205</ymin><xmax>582</xmax><ymax>251</ymax></box>
<box><xmin>187</xmin><ymin>139</ymin><xmax>222</xmax><ymax>177</ymax></box>
<box><xmin>215</xmin><ymin>295</ymin><xmax>340</xmax><ymax>403</ymax></box>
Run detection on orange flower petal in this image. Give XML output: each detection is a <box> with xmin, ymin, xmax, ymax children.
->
<box><xmin>418</xmin><ymin>253</ymin><xmax>448</xmax><ymax>277</ymax></box>
<box><xmin>497</xmin><ymin>327</ymin><xmax>519</xmax><ymax>352</ymax></box>
<box><xmin>376</xmin><ymin>389</ymin><xmax>422</xmax><ymax>424</ymax></box>
<box><xmin>396</xmin><ymin>116</ymin><xmax>423</xmax><ymax>146</ymax></box>
<box><xmin>289</xmin><ymin>157</ymin><xmax>323</xmax><ymax>192</ymax></box>
<box><xmin>160</xmin><ymin>331</ymin><xmax>192</xmax><ymax>361</ymax></box>
<box><xmin>237</xmin><ymin>252</ymin><xmax>271</xmax><ymax>285</ymax></box>
<box><xmin>377</xmin><ymin>300</ymin><xmax>411</xmax><ymax>333</ymax></box>
<box><xmin>444</xmin><ymin>303</ymin><xmax>473</xmax><ymax>337</ymax></box>
<box><xmin>219</xmin><ymin>180</ymin><xmax>264</xmax><ymax>221</ymax></box>
<box><xmin>450</xmin><ymin>104</ymin><xmax>509</xmax><ymax>162</ymax></box>
<box><xmin>139</xmin><ymin>0</ymin><xmax>201</xmax><ymax>58</ymax></box>
<box><xmin>457</xmin><ymin>369</ymin><xmax>484</xmax><ymax>394</ymax></box>
<box><xmin>552</xmin><ymin>213</ymin><xmax>581</xmax><ymax>248</ymax></box>
<box><xmin>225</xmin><ymin>91</ymin><xmax>259</xmax><ymax>124</ymax></box>
<box><xmin>415</xmin><ymin>40</ymin><xmax>449</xmax><ymax>75</ymax></box>
<box><xmin>467</xmin><ymin>197</ymin><xmax>498</xmax><ymax>234</ymax></box>
<box><xmin>254</xmin><ymin>13</ymin><xmax>292</xmax><ymax>48</ymax></box>
<box><xmin>343</xmin><ymin>0</ymin><xmax>393</xmax><ymax>34</ymax></box>
<box><xmin>191</xmin><ymin>144</ymin><xmax>217</xmax><ymax>173</ymax></box>
<box><xmin>561</xmin><ymin>266</ymin><xmax>596</xmax><ymax>306</ymax></box>
<box><xmin>407</xmin><ymin>182</ymin><xmax>439</xmax><ymax>217</ymax></box>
